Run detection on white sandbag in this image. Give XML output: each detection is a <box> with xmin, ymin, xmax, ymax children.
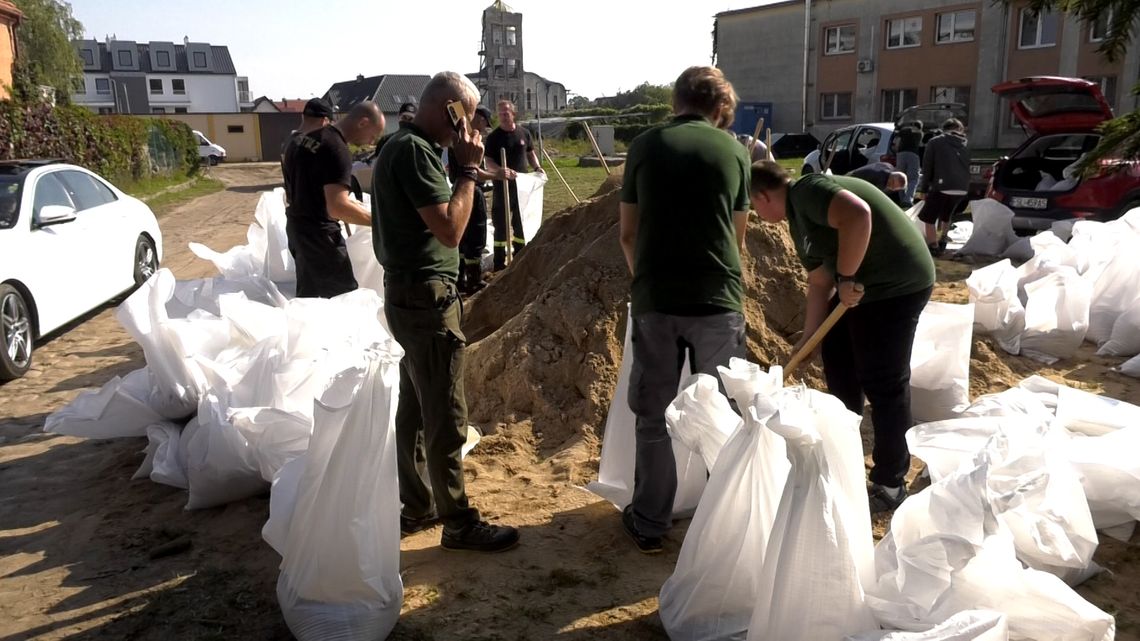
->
<box><xmin>959</xmin><ymin>200</ymin><xmax>1017</xmax><ymax>257</ymax></box>
<box><xmin>1051</xmin><ymin>220</ymin><xmax>1076</xmax><ymax>243</ymax></box>
<box><xmin>218</xmin><ymin>293</ymin><xmax>288</xmax><ymax>347</ymax></box>
<box><xmin>1097</xmin><ymin>298</ymin><xmax>1140</xmax><ymax>357</ymax></box>
<box><xmin>998</xmin><ymin>237</ymin><xmax>1033</xmax><ymax>263</ymax></box>
<box><xmin>229</xmin><ymin>407</ymin><xmax>312</xmax><ymax>482</ymax></box>
<box><xmin>748</xmin><ymin>385</ymin><xmax>876</xmax><ymax>641</ymax></box>
<box><xmin>255</xmin><ymin>189</ymin><xmax>295</xmax><ymax>283</ymax></box>
<box><xmin>868</xmin><ymin>459</ymin><xmax>1115</xmax><ymax>641</ymax></box>
<box><xmin>1117</xmin><ymin>353</ymin><xmax>1140</xmax><ymax>378</ymax></box>
<box><xmin>587</xmin><ymin>305</ymin><xmax>705</xmax><ymax>516</ymax></box>
<box><xmin>276</xmin><ymin>344</ymin><xmax>403</xmax><ymax>641</ymax></box>
<box><xmin>966</xmin><ymin>260</ymin><xmax>1024</xmax><ymax>355</ymax></box>
<box><xmin>1036</xmin><ymin>171</ymin><xmax>1057</xmax><ymax>191</ymax></box>
<box><xmin>167</xmin><ymin>275</ymin><xmax>287</xmax><ymax>318</ymax></box>
<box><xmin>907</xmin><ymin>415</ymin><xmax>1042</xmax><ymax>482</ymax></box>
<box><xmin>514</xmin><ymin>172</ymin><xmax>548</xmax><ymax>242</ymax></box>
<box><xmin>1029</xmin><ymin>231</ymin><xmax>1078</xmax><ymax>271</ymax></box>
<box><xmin>659</xmin><ymin>372</ymin><xmax>788</xmax><ymax>641</ymax></box>
<box><xmin>1087</xmin><ymin>250</ymin><xmax>1140</xmax><ymax>344</ymax></box>
<box><xmin>1019</xmin><ymin>269</ymin><xmax>1091</xmax><ymax>363</ymax></box>
<box><xmin>344</xmin><ymin>228</ymin><xmax>384</xmax><ymax>296</ymax></box>
<box><xmin>1055</xmin><ymin>385</ymin><xmax>1140</xmax><ymax>436</ymax></box>
<box><xmin>150</xmin><ymin>420</ymin><xmax>189</xmax><ymax>489</ymax></box>
<box><xmin>184</xmin><ymin>394</ymin><xmax>267</xmax><ymax>510</ymax></box>
<box><xmin>1065</xmin><ymin>427</ymin><xmax>1140</xmax><ymax>533</ymax></box>
<box><xmin>665</xmin><ymin>374</ymin><xmax>742</xmax><ymax>472</ymax></box>
<box><xmin>844</xmin><ymin>610</ymin><xmax>1008</xmax><ymax>641</ymax></box>
<box><xmin>44</xmin><ymin>367</ymin><xmax>167</xmax><ymax>438</ymax></box>
<box><xmin>910</xmin><ymin>303</ymin><xmax>974</xmax><ymax>422</ymax></box>
<box><xmin>263</xmin><ymin>453</ymin><xmax>304</xmax><ymax>556</ymax></box>
<box><xmin>905</xmin><ymin>202</ymin><xmax>927</xmax><ymax>239</ymax></box>
<box><xmin>961</xmin><ymin>387</ymin><xmax>1053</xmax><ymax>423</ymax></box>
<box><xmin>131</xmin><ymin>421</ymin><xmax>182</xmax><ymax>480</ymax></box>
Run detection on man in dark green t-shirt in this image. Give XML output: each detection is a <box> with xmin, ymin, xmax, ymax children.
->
<box><xmin>372</xmin><ymin>71</ymin><xmax>519</xmax><ymax>553</ymax></box>
<box><xmin>750</xmin><ymin>160</ymin><xmax>934</xmax><ymax>514</ymax></box>
<box><xmin>616</xmin><ymin>66</ymin><xmax>750</xmax><ymax>553</ymax></box>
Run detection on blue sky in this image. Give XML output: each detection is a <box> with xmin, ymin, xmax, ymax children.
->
<box><xmin>65</xmin><ymin>0</ymin><xmax>781</xmax><ymax>101</ymax></box>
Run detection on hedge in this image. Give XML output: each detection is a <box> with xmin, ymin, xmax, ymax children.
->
<box><xmin>0</xmin><ymin>98</ymin><xmax>200</xmax><ymax>183</ymax></box>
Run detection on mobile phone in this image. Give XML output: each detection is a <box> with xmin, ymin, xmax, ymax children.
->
<box><xmin>446</xmin><ymin>100</ymin><xmax>467</xmax><ymax>131</ymax></box>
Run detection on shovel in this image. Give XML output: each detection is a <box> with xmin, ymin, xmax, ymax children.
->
<box><xmin>784</xmin><ymin>303</ymin><xmax>848</xmax><ymax>381</ymax></box>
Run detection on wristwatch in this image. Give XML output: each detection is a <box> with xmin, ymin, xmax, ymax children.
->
<box><xmin>835</xmin><ymin>272</ymin><xmax>859</xmax><ymax>285</ymax></box>
<box><xmin>456</xmin><ymin>166</ymin><xmax>480</xmax><ymax>183</ymax></box>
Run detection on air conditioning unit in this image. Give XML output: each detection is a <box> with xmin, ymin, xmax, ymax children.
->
<box><xmin>857</xmin><ymin>59</ymin><xmax>875</xmax><ymax>73</ymax></box>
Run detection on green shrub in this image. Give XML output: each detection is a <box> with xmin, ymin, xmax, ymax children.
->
<box><xmin>0</xmin><ymin>96</ymin><xmax>199</xmax><ymax>182</ymax></box>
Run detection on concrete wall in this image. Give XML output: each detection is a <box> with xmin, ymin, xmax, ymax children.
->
<box><xmin>140</xmin><ymin>112</ymin><xmax>262</xmax><ymax>162</ymax></box>
<box><xmin>716</xmin><ymin>2</ymin><xmax>806</xmax><ymax>134</ymax></box>
<box><xmin>73</xmin><ymin>73</ymin><xmax>239</xmax><ymax>113</ymax></box>
<box><xmin>0</xmin><ymin>18</ymin><xmax>15</xmax><ymax>100</ymax></box>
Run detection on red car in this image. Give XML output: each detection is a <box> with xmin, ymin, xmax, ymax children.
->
<box><xmin>987</xmin><ymin>76</ymin><xmax>1140</xmax><ymax>232</ymax></box>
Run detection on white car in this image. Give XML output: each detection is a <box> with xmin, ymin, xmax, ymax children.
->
<box><xmin>193</xmin><ymin>130</ymin><xmax>227</xmax><ymax>166</ymax></box>
<box><xmin>0</xmin><ymin>160</ymin><xmax>163</xmax><ymax>380</ymax></box>
<box><xmin>802</xmin><ymin>122</ymin><xmax>895</xmax><ymax>175</ymax></box>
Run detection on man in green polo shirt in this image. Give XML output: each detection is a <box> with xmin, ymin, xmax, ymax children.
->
<box><xmin>372</xmin><ymin>71</ymin><xmax>519</xmax><ymax>553</ymax></box>
<box><xmin>617</xmin><ymin>66</ymin><xmax>750</xmax><ymax>553</ymax></box>
<box><xmin>749</xmin><ymin>160</ymin><xmax>935</xmax><ymax>514</ymax></box>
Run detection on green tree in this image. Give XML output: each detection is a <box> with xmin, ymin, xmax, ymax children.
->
<box><xmin>568</xmin><ymin>95</ymin><xmax>592</xmax><ymax>109</ymax></box>
<box><xmin>10</xmin><ymin>0</ymin><xmax>83</xmax><ymax>102</ymax></box>
<box><xmin>1016</xmin><ymin>1</ymin><xmax>1140</xmax><ymax>173</ymax></box>
<box><xmin>598</xmin><ymin>82</ymin><xmax>673</xmax><ymax>109</ymax></box>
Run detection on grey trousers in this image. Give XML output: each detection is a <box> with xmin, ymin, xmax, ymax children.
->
<box><xmin>628</xmin><ymin>310</ymin><xmax>746</xmax><ymax>537</ymax></box>
<box><xmin>896</xmin><ymin>151</ymin><xmax>921</xmax><ymax>207</ymax></box>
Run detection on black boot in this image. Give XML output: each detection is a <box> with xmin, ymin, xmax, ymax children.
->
<box><xmin>464</xmin><ymin>262</ymin><xmax>486</xmax><ymax>295</ymax></box>
<box><xmin>456</xmin><ymin>261</ymin><xmax>468</xmax><ymax>292</ymax></box>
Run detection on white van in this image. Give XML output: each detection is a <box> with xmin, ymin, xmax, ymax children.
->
<box><xmin>192</xmin><ymin>130</ymin><xmax>227</xmax><ymax>166</ymax></box>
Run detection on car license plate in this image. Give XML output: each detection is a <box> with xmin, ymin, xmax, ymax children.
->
<box><xmin>1010</xmin><ymin>196</ymin><xmax>1048</xmax><ymax>210</ymax></box>
<box><xmin>969</xmin><ymin>164</ymin><xmax>984</xmax><ymax>175</ymax></box>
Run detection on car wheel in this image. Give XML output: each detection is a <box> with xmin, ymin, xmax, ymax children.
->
<box><xmin>802</xmin><ymin>165</ymin><xmax>814</xmax><ymax>175</ymax></box>
<box><xmin>0</xmin><ymin>284</ymin><xmax>33</xmax><ymax>381</ymax></box>
<box><xmin>134</xmin><ymin>235</ymin><xmax>158</xmax><ymax>286</ymax></box>
<box><xmin>208</xmin><ymin>155</ymin><xmax>220</xmax><ymax>166</ymax></box>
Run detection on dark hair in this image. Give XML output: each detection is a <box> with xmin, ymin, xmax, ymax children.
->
<box><xmin>942</xmin><ymin>118</ymin><xmax>964</xmax><ymax>132</ymax></box>
<box><xmin>750</xmin><ymin>160</ymin><xmax>792</xmax><ymax>193</ymax></box>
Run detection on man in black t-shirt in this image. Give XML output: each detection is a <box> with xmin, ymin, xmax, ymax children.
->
<box><xmin>485</xmin><ymin>99</ymin><xmax>544</xmax><ymax>270</ymax></box>
<box><xmin>448</xmin><ymin>105</ymin><xmax>496</xmax><ymax>294</ymax></box>
<box><xmin>281</xmin><ymin>101</ymin><xmax>385</xmax><ymax>297</ymax></box>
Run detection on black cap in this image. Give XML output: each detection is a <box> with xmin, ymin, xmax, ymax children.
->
<box><xmin>398</xmin><ymin>102</ymin><xmax>418</xmax><ymax>116</ymax></box>
<box><xmin>474</xmin><ymin>105</ymin><xmax>493</xmax><ymax>122</ymax></box>
<box><xmin>303</xmin><ymin>98</ymin><xmax>335</xmax><ymax>119</ymax></box>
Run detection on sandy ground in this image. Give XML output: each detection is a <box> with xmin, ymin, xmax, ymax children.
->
<box><xmin>0</xmin><ymin>164</ymin><xmax>1137</xmax><ymax>640</ymax></box>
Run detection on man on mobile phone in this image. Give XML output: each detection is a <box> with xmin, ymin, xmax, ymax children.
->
<box><xmin>485</xmin><ymin>99</ymin><xmax>543</xmax><ymax>271</ymax></box>
<box><xmin>372</xmin><ymin>72</ymin><xmax>520</xmax><ymax>553</ymax></box>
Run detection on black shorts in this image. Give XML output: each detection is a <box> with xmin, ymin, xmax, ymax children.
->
<box><xmin>917</xmin><ymin>191</ymin><xmax>965</xmax><ymax>225</ymax></box>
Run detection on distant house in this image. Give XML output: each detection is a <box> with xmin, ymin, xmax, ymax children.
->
<box><xmin>0</xmin><ymin>0</ymin><xmax>21</xmax><ymax>100</ymax></box>
<box><xmin>251</xmin><ymin>97</ymin><xmax>308</xmax><ymax>113</ymax></box>
<box><xmin>321</xmin><ymin>73</ymin><xmax>431</xmax><ymax>124</ymax></box>
<box><xmin>70</xmin><ymin>36</ymin><xmax>252</xmax><ymax>114</ymax></box>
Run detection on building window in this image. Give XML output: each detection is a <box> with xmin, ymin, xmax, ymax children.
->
<box><xmin>152</xmin><ymin>107</ymin><xmax>166</xmax><ymax>114</ymax></box>
<box><xmin>72</xmin><ymin>77</ymin><xmax>86</xmax><ymax>94</ymax></box>
<box><xmin>156</xmin><ymin>50</ymin><xmax>171</xmax><ymax>67</ymax></box>
<box><xmin>97</xmin><ymin>107</ymin><xmax>113</xmax><ymax>115</ymax></box>
<box><xmin>507</xmin><ymin>59</ymin><xmax>518</xmax><ymax>78</ymax></box>
<box><xmin>493</xmin><ymin>58</ymin><xmax>505</xmax><ymax>79</ymax></box>
<box><xmin>1090</xmin><ymin>10</ymin><xmax>1113</xmax><ymax>42</ymax></box>
<box><xmin>931</xmin><ymin>86</ymin><xmax>971</xmax><ymax>109</ymax></box>
<box><xmin>80</xmin><ymin>49</ymin><xmax>94</xmax><ymax>66</ymax></box>
<box><xmin>824</xmin><ymin>24</ymin><xmax>857</xmax><ymax>55</ymax></box>
<box><xmin>117</xmin><ymin>49</ymin><xmax>133</xmax><ymax>67</ymax></box>
<box><xmin>174</xmin><ymin>107</ymin><xmax>188</xmax><ymax>114</ymax></box>
<box><xmin>492</xmin><ymin>27</ymin><xmax>503</xmax><ymax>45</ymax></box>
<box><xmin>506</xmin><ymin>25</ymin><xmax>517</xmax><ymax>46</ymax></box>
<box><xmin>937</xmin><ymin>10</ymin><xmax>976</xmax><ymax>43</ymax></box>
<box><xmin>526</xmin><ymin>88</ymin><xmax>533</xmax><ymax>110</ymax></box>
<box><xmin>820</xmin><ymin>92</ymin><xmax>853</xmax><ymax>120</ymax></box>
<box><xmin>193</xmin><ymin>51</ymin><xmax>207</xmax><ymax>68</ymax></box>
<box><xmin>886</xmin><ymin>17</ymin><xmax>922</xmax><ymax>49</ymax></box>
<box><xmin>172</xmin><ymin>79</ymin><xmax>186</xmax><ymax>95</ymax></box>
<box><xmin>149</xmin><ymin>78</ymin><xmax>163</xmax><ymax>95</ymax></box>
<box><xmin>95</xmin><ymin>78</ymin><xmax>111</xmax><ymax>95</ymax></box>
<box><xmin>227</xmin><ymin>125</ymin><xmax>244</xmax><ymax>133</ymax></box>
<box><xmin>1084</xmin><ymin>75</ymin><xmax>1117</xmax><ymax>110</ymax></box>
<box><xmin>882</xmin><ymin>88</ymin><xmax>918</xmax><ymax>121</ymax></box>
<box><xmin>1019</xmin><ymin>9</ymin><xmax>1059</xmax><ymax>49</ymax></box>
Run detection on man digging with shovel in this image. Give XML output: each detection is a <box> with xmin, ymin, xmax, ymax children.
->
<box><xmin>749</xmin><ymin>160</ymin><xmax>934</xmax><ymax>513</ymax></box>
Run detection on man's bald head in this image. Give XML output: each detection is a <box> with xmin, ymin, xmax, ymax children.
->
<box><xmin>887</xmin><ymin>171</ymin><xmax>908</xmax><ymax>192</ymax></box>
<box><xmin>415</xmin><ymin>71</ymin><xmax>481</xmax><ymax>146</ymax></box>
<box><xmin>336</xmin><ymin>100</ymin><xmax>386</xmax><ymax>146</ymax></box>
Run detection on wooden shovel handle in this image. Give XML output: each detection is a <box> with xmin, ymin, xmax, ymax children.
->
<box><xmin>784</xmin><ymin>304</ymin><xmax>848</xmax><ymax>380</ymax></box>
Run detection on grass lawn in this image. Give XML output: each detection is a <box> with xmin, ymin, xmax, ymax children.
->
<box><xmin>132</xmin><ymin>175</ymin><xmax>225</xmax><ymax>218</ymax></box>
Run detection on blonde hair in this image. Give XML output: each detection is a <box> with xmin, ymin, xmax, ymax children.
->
<box><xmin>673</xmin><ymin>66</ymin><xmax>738</xmax><ymax>124</ymax></box>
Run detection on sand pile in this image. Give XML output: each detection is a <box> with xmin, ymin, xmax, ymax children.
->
<box><xmin>462</xmin><ymin>178</ymin><xmax>812</xmax><ymax>481</ymax></box>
